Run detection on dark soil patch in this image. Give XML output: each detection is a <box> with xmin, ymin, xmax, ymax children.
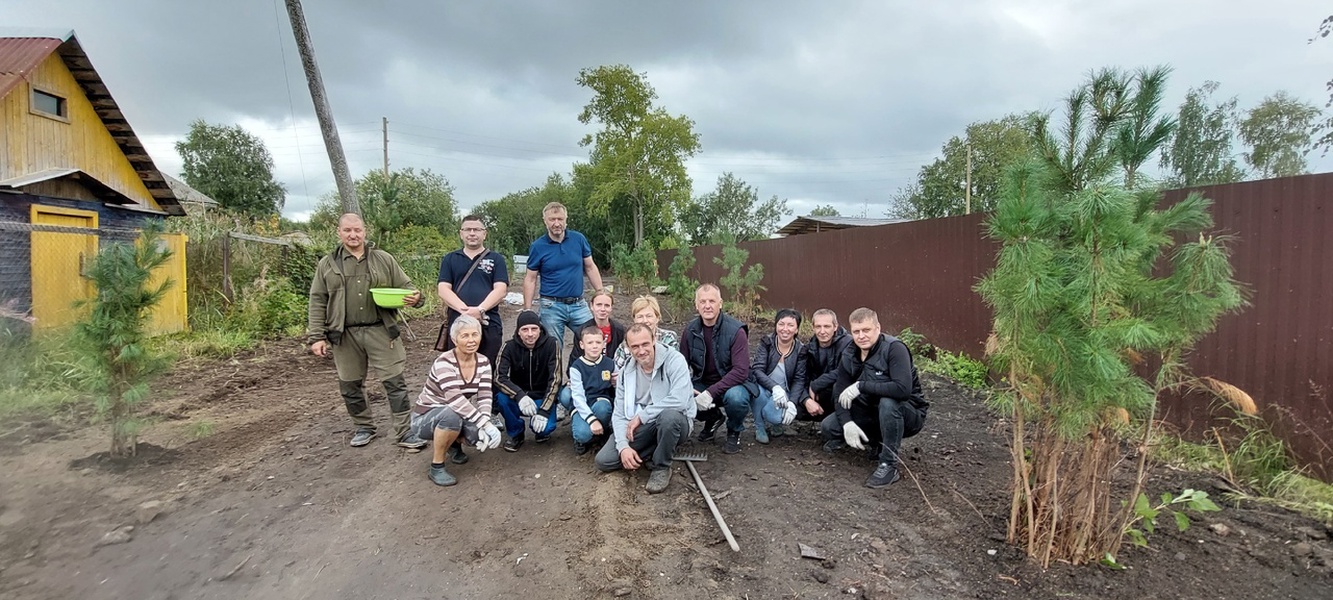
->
<box><xmin>67</xmin><ymin>442</ymin><xmax>180</xmax><ymax>472</ymax></box>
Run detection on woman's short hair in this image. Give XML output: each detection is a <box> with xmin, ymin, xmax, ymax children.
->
<box><xmin>774</xmin><ymin>308</ymin><xmax>802</xmax><ymax>327</ymax></box>
<box><xmin>630</xmin><ymin>295</ymin><xmax>662</xmax><ymax>319</ymax></box>
<box><xmin>450</xmin><ymin>314</ymin><xmax>483</xmax><ymax>341</ymax></box>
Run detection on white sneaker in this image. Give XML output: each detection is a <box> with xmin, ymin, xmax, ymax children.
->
<box><xmin>556</xmin><ymin>404</ymin><xmax>569</xmax><ymax>421</ymax></box>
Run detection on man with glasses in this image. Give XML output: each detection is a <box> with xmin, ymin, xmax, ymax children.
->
<box><xmin>437</xmin><ymin>215</ymin><xmax>509</xmax><ymax>367</ymax></box>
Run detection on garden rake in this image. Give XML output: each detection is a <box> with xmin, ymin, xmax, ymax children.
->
<box><xmin>673</xmin><ymin>451</ymin><xmax>739</xmax><ymax>552</ymax></box>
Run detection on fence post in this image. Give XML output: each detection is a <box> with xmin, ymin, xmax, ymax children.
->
<box><xmin>221</xmin><ymin>234</ymin><xmax>234</xmax><ymax>303</ymax></box>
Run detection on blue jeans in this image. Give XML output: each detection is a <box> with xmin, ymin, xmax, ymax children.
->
<box><xmin>695</xmin><ymin>384</ymin><xmax>752</xmax><ymax>435</ymax></box>
<box><xmin>749</xmin><ymin>387</ymin><xmax>787</xmax><ymax>436</ymax></box>
<box><xmin>558</xmin><ymin>386</ymin><xmax>613</xmax><ymax>444</ymax></box>
<box><xmin>496</xmin><ymin>391</ymin><xmax>558</xmax><ymax>438</ymax></box>
<box><xmin>537</xmin><ymin>297</ymin><xmax>593</xmax><ymax>349</ymax></box>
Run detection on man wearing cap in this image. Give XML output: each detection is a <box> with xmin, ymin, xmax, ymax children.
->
<box><xmin>495</xmin><ymin>310</ymin><xmax>563</xmax><ymax>450</ymax></box>
<box><xmin>522</xmin><ymin>201</ymin><xmax>606</xmax><ymax>350</ymax></box>
<box><xmin>308</xmin><ymin>213</ymin><xmax>429</xmax><ymax>450</ymax></box>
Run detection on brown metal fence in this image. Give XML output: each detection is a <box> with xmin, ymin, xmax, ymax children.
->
<box><xmin>660</xmin><ymin>173</ymin><xmax>1333</xmax><ymax>479</ymax></box>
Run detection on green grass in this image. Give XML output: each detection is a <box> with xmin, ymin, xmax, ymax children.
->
<box><xmin>0</xmin><ymin>330</ymin><xmax>89</xmax><ymax>420</ymax></box>
<box><xmin>1153</xmin><ymin>423</ymin><xmax>1333</xmax><ymax>526</ymax></box>
<box><xmin>153</xmin><ymin>328</ymin><xmax>258</xmax><ymax>360</ymax></box>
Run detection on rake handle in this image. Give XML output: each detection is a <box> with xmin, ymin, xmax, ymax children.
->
<box><xmin>685</xmin><ymin>460</ymin><xmax>739</xmax><ymax>552</ymax></box>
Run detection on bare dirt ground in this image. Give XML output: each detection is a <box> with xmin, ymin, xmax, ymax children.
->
<box><xmin>2</xmin><ymin>294</ymin><xmax>1331</xmax><ymax>600</ymax></box>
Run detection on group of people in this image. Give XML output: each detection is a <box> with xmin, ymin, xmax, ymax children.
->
<box><xmin>307</xmin><ymin>203</ymin><xmax>928</xmax><ymax>494</ymax></box>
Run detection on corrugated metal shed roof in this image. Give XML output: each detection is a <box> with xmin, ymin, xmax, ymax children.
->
<box><xmin>776</xmin><ymin>215</ymin><xmax>908</xmax><ymax>236</ymax></box>
<box><xmin>0</xmin><ymin>35</ymin><xmax>66</xmax><ymax>99</ymax></box>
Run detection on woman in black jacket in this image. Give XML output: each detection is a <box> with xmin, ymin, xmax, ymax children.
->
<box><xmin>748</xmin><ymin>308</ymin><xmax>806</xmax><ymax>443</ymax></box>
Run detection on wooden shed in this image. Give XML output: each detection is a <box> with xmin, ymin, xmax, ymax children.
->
<box><xmin>0</xmin><ymin>29</ymin><xmax>188</xmax><ymax>334</ymax></box>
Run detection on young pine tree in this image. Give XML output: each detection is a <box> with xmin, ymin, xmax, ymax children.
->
<box><xmin>76</xmin><ymin>224</ymin><xmax>174</xmax><ymax>457</ymax></box>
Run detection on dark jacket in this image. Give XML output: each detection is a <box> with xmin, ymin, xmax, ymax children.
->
<box><xmin>751</xmin><ymin>334</ymin><xmax>807</xmax><ymax>400</ymax></box>
<box><xmin>568</xmin><ymin>318</ymin><xmax>627</xmax><ymax>365</ymax></box>
<box><xmin>832</xmin><ymin>334</ymin><xmax>928</xmax><ymax>427</ymax></box>
<box><xmin>681</xmin><ymin>313</ymin><xmax>752</xmax><ymax>397</ymax></box>
<box><xmin>804</xmin><ymin>327</ymin><xmax>852</xmax><ymax>399</ymax></box>
<box><xmin>496</xmin><ymin>327</ymin><xmax>563</xmax><ymax>415</ymax></box>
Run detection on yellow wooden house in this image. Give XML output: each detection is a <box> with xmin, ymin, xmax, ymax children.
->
<box><xmin>0</xmin><ymin>29</ymin><xmax>188</xmax><ymax>334</ymax></box>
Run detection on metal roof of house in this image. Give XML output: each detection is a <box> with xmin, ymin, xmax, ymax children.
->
<box><xmin>776</xmin><ymin>215</ymin><xmax>907</xmax><ymax>236</ymax></box>
<box><xmin>0</xmin><ymin>29</ymin><xmax>184</xmax><ymax>215</ymax></box>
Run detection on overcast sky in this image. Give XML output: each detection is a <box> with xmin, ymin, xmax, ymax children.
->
<box><xmin>4</xmin><ymin>0</ymin><xmax>1330</xmax><ymax>221</ymax></box>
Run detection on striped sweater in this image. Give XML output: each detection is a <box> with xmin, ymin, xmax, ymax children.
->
<box><xmin>414</xmin><ymin>350</ymin><xmax>494</xmax><ymax>422</ymax></box>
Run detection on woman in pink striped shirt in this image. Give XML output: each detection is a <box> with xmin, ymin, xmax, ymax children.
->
<box><xmin>411</xmin><ymin>315</ymin><xmax>503</xmax><ymax>486</ymax></box>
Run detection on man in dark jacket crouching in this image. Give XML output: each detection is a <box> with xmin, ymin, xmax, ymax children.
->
<box><xmin>821</xmin><ymin>307</ymin><xmax>929</xmax><ymax>489</ymax></box>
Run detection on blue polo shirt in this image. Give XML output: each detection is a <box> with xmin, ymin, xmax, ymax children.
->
<box><xmin>526</xmin><ymin>230</ymin><xmax>591</xmax><ymax>299</ymax></box>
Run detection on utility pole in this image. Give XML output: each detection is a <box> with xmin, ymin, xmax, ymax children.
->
<box><xmin>964</xmin><ymin>142</ymin><xmax>973</xmax><ymax>215</ymax></box>
<box><xmin>382</xmin><ymin>116</ymin><xmax>389</xmax><ymax>178</ymax></box>
<box><xmin>285</xmin><ymin>0</ymin><xmax>358</xmax><ymax>214</ymax></box>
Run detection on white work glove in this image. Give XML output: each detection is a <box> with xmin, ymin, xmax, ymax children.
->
<box><xmin>838</xmin><ymin>382</ymin><xmax>861</xmax><ymax>410</ymax></box>
<box><xmin>531</xmin><ymin>413</ymin><xmax>549</xmax><ymax>434</ymax></box>
<box><xmin>476</xmin><ymin>420</ymin><xmax>501</xmax><ymax>452</ymax></box>
<box><xmin>771</xmin><ymin>386</ymin><xmax>788</xmax><ymax>407</ymax></box>
<box><xmin>518</xmin><ymin>395</ymin><xmax>537</xmax><ymax>417</ymax></box>
<box><xmin>772</xmin><ymin>387</ymin><xmax>796</xmax><ymax>426</ymax></box>
<box><xmin>843</xmin><ymin>421</ymin><xmax>869</xmax><ymax>451</ymax></box>
<box><xmin>556</xmin><ymin>403</ymin><xmax>569</xmax><ymax>421</ymax></box>
<box><xmin>695</xmin><ymin>390</ymin><xmax>714</xmax><ymax>411</ymax></box>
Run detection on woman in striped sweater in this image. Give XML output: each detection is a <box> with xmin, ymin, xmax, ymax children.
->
<box><xmin>411</xmin><ymin>315</ymin><xmax>502</xmax><ymax>487</ymax></box>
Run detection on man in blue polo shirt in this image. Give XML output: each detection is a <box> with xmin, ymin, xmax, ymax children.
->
<box><xmin>522</xmin><ymin>201</ymin><xmax>606</xmax><ymax>351</ymax></box>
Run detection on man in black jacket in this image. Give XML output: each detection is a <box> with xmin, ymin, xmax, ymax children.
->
<box><xmin>495</xmin><ymin>310</ymin><xmax>563</xmax><ymax>451</ymax></box>
<box><xmin>802</xmin><ymin>308</ymin><xmax>852</xmax><ymax>421</ymax></box>
<box><xmin>821</xmin><ymin>307</ymin><xmax>929</xmax><ymax>489</ymax></box>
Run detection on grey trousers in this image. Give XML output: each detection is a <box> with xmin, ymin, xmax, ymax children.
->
<box><xmin>595</xmin><ymin>408</ymin><xmax>690</xmax><ymax>471</ymax></box>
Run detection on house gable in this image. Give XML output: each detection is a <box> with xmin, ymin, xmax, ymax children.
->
<box><xmin>0</xmin><ymin>32</ymin><xmax>183</xmax><ymax>215</ymax></box>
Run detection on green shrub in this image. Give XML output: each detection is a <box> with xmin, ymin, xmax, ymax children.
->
<box><xmin>923</xmin><ymin>350</ymin><xmax>989</xmax><ymax>389</ymax></box>
<box><xmin>666</xmin><ymin>248</ymin><xmax>699</xmax><ymax>319</ymax></box>
<box><xmin>610</xmin><ymin>242</ymin><xmax>661</xmax><ymax>293</ymax></box>
<box><xmin>715</xmin><ymin>241</ymin><xmax>765</xmax><ymax>321</ymax></box>
<box><xmin>896</xmin><ymin>327</ymin><xmax>932</xmax><ymax>359</ymax></box>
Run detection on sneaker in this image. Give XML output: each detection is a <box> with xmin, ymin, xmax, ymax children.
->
<box><xmin>397</xmin><ymin>433</ymin><xmax>428</xmax><ymax>452</ymax></box>
<box><xmin>446</xmin><ymin>444</ymin><xmax>470</xmax><ymax>465</ymax></box>
<box><xmin>865</xmin><ymin>462</ymin><xmax>901</xmax><ymax>489</ymax></box>
<box><xmin>574</xmin><ymin>441</ymin><xmax>590</xmax><ymax>456</ymax></box>
<box><xmin>428</xmin><ymin>465</ymin><xmax>457</xmax><ymax>487</ymax></box>
<box><xmin>698</xmin><ymin>416</ymin><xmax>722</xmax><ymax>442</ymax></box>
<box><xmin>350</xmin><ymin>429</ymin><xmax>376</xmax><ymax>447</ymax></box>
<box><xmin>503</xmin><ymin>434</ymin><xmax>525</xmax><ymax>452</ymax></box>
<box><xmin>754</xmin><ymin>427</ymin><xmax>770</xmax><ymax>445</ymax></box>
<box><xmin>822</xmin><ymin>439</ymin><xmax>845</xmax><ymax>454</ymax></box>
<box><xmin>646</xmin><ymin>468</ymin><xmax>672</xmax><ymax>494</ymax></box>
<box><xmin>769</xmin><ymin>423</ymin><xmax>787</xmax><ymax>438</ymax></box>
<box><xmin>556</xmin><ymin>404</ymin><xmax>569</xmax><ymax>421</ymax></box>
<box><xmin>535</xmin><ymin>433</ymin><xmax>551</xmax><ymax>444</ymax></box>
<box><xmin>723</xmin><ymin>432</ymin><xmax>742</xmax><ymax>455</ymax></box>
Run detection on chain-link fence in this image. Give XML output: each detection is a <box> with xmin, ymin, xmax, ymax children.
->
<box><xmin>0</xmin><ymin>219</ymin><xmax>186</xmax><ymax>335</ymax></box>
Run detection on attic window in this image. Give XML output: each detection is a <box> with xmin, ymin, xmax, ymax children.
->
<box><xmin>31</xmin><ymin>88</ymin><xmax>68</xmax><ymax>120</ymax></box>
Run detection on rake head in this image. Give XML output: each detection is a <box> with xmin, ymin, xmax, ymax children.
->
<box><xmin>672</xmin><ymin>451</ymin><xmax>709</xmax><ymax>462</ymax></box>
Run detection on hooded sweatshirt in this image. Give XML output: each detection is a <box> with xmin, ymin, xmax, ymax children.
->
<box><xmin>496</xmin><ymin>323</ymin><xmax>563</xmax><ymax>414</ymax></box>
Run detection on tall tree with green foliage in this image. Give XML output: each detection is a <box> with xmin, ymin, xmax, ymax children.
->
<box><xmin>1161</xmin><ymin>81</ymin><xmax>1247</xmax><ymax>188</ymax></box>
<box><xmin>808</xmin><ymin>204</ymin><xmax>840</xmax><ymax>217</ymax></box>
<box><xmin>76</xmin><ymin>225</ymin><xmax>174</xmax><ymax>457</ymax></box>
<box><xmin>1237</xmin><ymin>91</ymin><xmax>1322</xmax><ymax>178</ymax></box>
<box><xmin>1114</xmin><ymin>66</ymin><xmax>1177</xmax><ymax>189</ymax></box>
<box><xmin>575</xmin><ymin>64</ymin><xmax>701</xmax><ymax>248</ymax></box>
<box><xmin>890</xmin><ymin>114</ymin><xmax>1037</xmax><ymax>219</ymax></box>
<box><xmin>678</xmin><ymin>173</ymin><xmax>789</xmax><ymax>245</ymax></box>
<box><xmin>978</xmin><ymin>73</ymin><xmax>1246</xmax><ymax>567</ymax></box>
<box><xmin>176</xmin><ymin>120</ymin><xmax>286</xmax><ymax>216</ymax></box>
<box><xmin>311</xmin><ymin>167</ymin><xmax>459</xmax><ymax>252</ymax></box>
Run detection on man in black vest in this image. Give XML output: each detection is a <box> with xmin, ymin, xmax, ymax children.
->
<box><xmin>821</xmin><ymin>307</ymin><xmax>929</xmax><ymax>489</ymax></box>
<box><xmin>680</xmin><ymin>284</ymin><xmax>753</xmax><ymax>455</ymax></box>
